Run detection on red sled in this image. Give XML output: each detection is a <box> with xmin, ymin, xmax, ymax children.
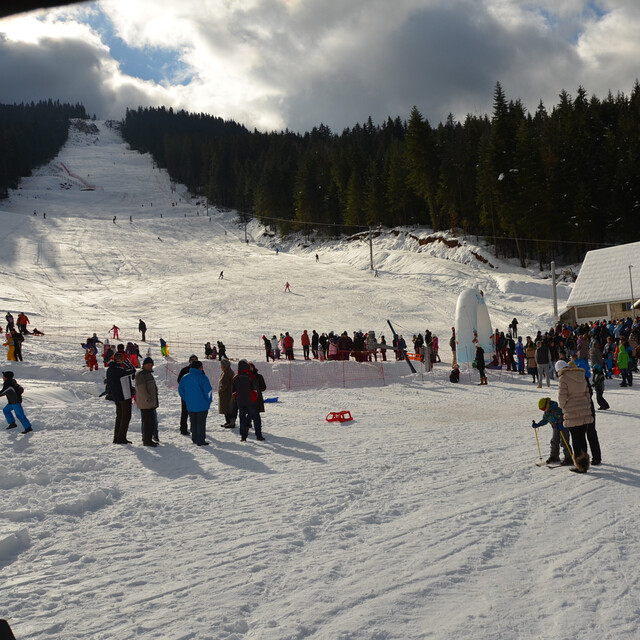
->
<box><xmin>326</xmin><ymin>410</ymin><xmax>353</xmax><ymax>423</ymax></box>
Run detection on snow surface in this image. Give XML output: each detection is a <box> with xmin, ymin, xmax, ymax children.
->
<box><xmin>0</xmin><ymin>121</ymin><xmax>637</xmax><ymax>640</ymax></box>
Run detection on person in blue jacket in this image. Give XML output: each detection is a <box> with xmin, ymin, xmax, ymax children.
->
<box><xmin>178</xmin><ymin>360</ymin><xmax>212</xmax><ymax>446</ymax></box>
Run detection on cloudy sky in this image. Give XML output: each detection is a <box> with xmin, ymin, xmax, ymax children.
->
<box><xmin>1</xmin><ymin>0</ymin><xmax>639</xmax><ymax>132</ymax></box>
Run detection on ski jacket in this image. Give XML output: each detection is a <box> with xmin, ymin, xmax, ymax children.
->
<box><xmin>0</xmin><ymin>378</ymin><xmax>23</xmax><ymax>404</ymax></box>
<box><xmin>178</xmin><ymin>368</ymin><xmax>213</xmax><ymax>413</ymax></box>
<box><xmin>300</xmin><ymin>331</ymin><xmax>310</xmax><ymax>346</ymax></box>
<box><xmin>617</xmin><ymin>346</ymin><xmax>630</xmax><ymax>369</ymax></box>
<box><xmin>134</xmin><ymin>369</ymin><xmax>158</xmax><ymax>410</ymax></box>
<box><xmin>232</xmin><ymin>369</ymin><xmax>259</xmax><ymax>408</ymax></box>
<box><xmin>536</xmin><ymin>400</ymin><xmax>564</xmax><ymax>429</ymax></box>
<box><xmin>106</xmin><ymin>360</ymin><xmax>135</xmax><ymax>402</ymax></box>
<box><xmin>558</xmin><ymin>364</ymin><xmax>592</xmax><ymax>428</ymax></box>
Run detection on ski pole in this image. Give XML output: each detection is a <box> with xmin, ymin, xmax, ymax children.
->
<box><xmin>559</xmin><ymin>429</ymin><xmax>577</xmax><ymax>467</ymax></box>
<box><xmin>533</xmin><ymin>426</ymin><xmax>542</xmax><ymax>461</ymax></box>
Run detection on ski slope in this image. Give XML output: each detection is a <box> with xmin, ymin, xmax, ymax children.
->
<box><xmin>0</xmin><ymin>120</ymin><xmax>638</xmax><ymax>640</ymax></box>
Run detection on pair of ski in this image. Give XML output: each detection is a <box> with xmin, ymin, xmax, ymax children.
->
<box><xmin>535</xmin><ymin>460</ymin><xmax>584</xmax><ymax>473</ymax></box>
<box><xmin>536</xmin><ymin>460</ymin><xmax>563</xmax><ymax>469</ymax></box>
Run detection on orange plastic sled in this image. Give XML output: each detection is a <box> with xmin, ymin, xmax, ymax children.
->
<box><xmin>326</xmin><ymin>411</ymin><xmax>353</xmax><ymax>423</ymax></box>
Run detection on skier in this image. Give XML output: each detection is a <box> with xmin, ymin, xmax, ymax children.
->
<box><xmin>85</xmin><ymin>346</ymin><xmax>99</xmax><ymax>371</ymax></box>
<box><xmin>16</xmin><ymin>312</ymin><xmax>30</xmax><ymax>335</ymax></box>
<box><xmin>138</xmin><ymin>319</ymin><xmax>147</xmax><ymax>342</ymax></box>
<box><xmin>284</xmin><ymin>282</ymin><xmax>291</xmax><ymax>292</ymax></box>
<box><xmin>159</xmin><ymin>337</ymin><xmax>169</xmax><ymax>358</ymax></box>
<box><xmin>3</xmin><ymin>332</ymin><xmax>16</xmax><ymax>361</ymax></box>
<box><xmin>532</xmin><ymin>397</ymin><xmax>571</xmax><ymax>465</ymax></box>
<box><xmin>110</xmin><ymin>324</ymin><xmax>120</xmax><ymax>340</ymax></box>
<box><xmin>217</xmin><ymin>340</ymin><xmax>227</xmax><ymax>360</ymax></box>
<box><xmin>218</xmin><ymin>271</ymin><xmax>224</xmax><ymax>279</ymax></box>
<box><xmin>1</xmin><ymin>371</ymin><xmax>32</xmax><ymax>433</ymax></box>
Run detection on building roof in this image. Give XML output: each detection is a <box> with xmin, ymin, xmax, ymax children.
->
<box><xmin>566</xmin><ymin>241</ymin><xmax>640</xmax><ymax>308</ymax></box>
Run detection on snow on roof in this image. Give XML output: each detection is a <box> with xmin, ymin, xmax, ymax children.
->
<box><xmin>566</xmin><ymin>241</ymin><xmax>640</xmax><ymax>308</ymax></box>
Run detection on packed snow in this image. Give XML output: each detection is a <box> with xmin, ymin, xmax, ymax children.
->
<box><xmin>0</xmin><ymin>121</ymin><xmax>638</xmax><ymax>640</ymax></box>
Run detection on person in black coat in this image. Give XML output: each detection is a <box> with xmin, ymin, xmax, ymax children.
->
<box><xmin>9</xmin><ymin>329</ymin><xmax>24</xmax><ymax>362</ymax></box>
<box><xmin>138</xmin><ymin>319</ymin><xmax>147</xmax><ymax>341</ymax></box>
<box><xmin>177</xmin><ymin>354</ymin><xmax>198</xmax><ymax>435</ymax></box>
<box><xmin>476</xmin><ymin>344</ymin><xmax>487</xmax><ymax>385</ymax></box>
<box><xmin>106</xmin><ymin>352</ymin><xmax>135</xmax><ymax>444</ymax></box>
<box><xmin>232</xmin><ymin>360</ymin><xmax>263</xmax><ymax>442</ymax></box>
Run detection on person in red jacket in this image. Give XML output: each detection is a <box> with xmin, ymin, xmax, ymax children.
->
<box><xmin>283</xmin><ymin>332</ymin><xmax>294</xmax><ymax>360</ymax></box>
<box><xmin>301</xmin><ymin>330</ymin><xmax>311</xmax><ymax>360</ymax></box>
<box><xmin>17</xmin><ymin>312</ymin><xmax>30</xmax><ymax>335</ymax></box>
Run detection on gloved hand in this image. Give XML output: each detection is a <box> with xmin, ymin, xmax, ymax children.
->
<box><xmin>555</xmin><ymin>423</ymin><xmax>565</xmax><ymax>432</ymax></box>
<box><xmin>531</xmin><ymin>420</ymin><xmax>538</xmax><ymax>428</ymax></box>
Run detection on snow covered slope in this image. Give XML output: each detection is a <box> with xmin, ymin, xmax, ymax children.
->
<box><xmin>0</xmin><ymin>121</ymin><xmax>637</xmax><ymax>640</ymax></box>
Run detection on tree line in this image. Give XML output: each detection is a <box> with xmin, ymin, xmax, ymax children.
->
<box><xmin>121</xmin><ymin>82</ymin><xmax>640</xmax><ymax>266</ymax></box>
<box><xmin>0</xmin><ymin>100</ymin><xmax>88</xmax><ymax>199</ymax></box>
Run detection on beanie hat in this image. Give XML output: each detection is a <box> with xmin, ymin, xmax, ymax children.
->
<box><xmin>190</xmin><ymin>360</ymin><xmax>203</xmax><ymax>369</ymax></box>
<box><xmin>555</xmin><ymin>360</ymin><xmax>568</xmax><ymax>373</ymax></box>
<box><xmin>538</xmin><ymin>397</ymin><xmax>550</xmax><ymax>411</ymax></box>
<box><xmin>2</xmin><ymin>371</ymin><xmax>14</xmax><ymax>379</ymax></box>
<box><xmin>189</xmin><ymin>354</ymin><xmax>198</xmax><ymax>362</ymax></box>
<box><xmin>238</xmin><ymin>359</ymin><xmax>249</xmax><ymax>370</ymax></box>
<box><xmin>143</xmin><ymin>357</ymin><xmax>154</xmax><ymax>366</ymax></box>
<box><xmin>220</xmin><ymin>359</ymin><xmax>231</xmax><ymax>368</ymax></box>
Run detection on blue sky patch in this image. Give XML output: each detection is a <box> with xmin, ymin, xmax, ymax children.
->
<box><xmin>82</xmin><ymin>6</ymin><xmax>191</xmax><ymax>85</ymax></box>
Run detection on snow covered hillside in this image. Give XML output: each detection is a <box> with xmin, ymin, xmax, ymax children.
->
<box><xmin>0</xmin><ymin>121</ymin><xmax>638</xmax><ymax>640</ymax></box>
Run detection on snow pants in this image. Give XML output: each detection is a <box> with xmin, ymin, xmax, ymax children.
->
<box><xmin>3</xmin><ymin>403</ymin><xmax>31</xmax><ymax>430</ymax></box>
<box><xmin>550</xmin><ymin>427</ymin><xmax>571</xmax><ymax>460</ymax></box>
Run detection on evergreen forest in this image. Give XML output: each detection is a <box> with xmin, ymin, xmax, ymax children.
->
<box><xmin>121</xmin><ymin>82</ymin><xmax>640</xmax><ymax>266</ymax></box>
<box><xmin>0</xmin><ymin>100</ymin><xmax>88</xmax><ymax>199</ymax></box>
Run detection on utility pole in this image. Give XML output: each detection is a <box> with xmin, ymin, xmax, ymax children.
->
<box><xmin>629</xmin><ymin>265</ymin><xmax>635</xmax><ymax>313</ymax></box>
<box><xmin>369</xmin><ymin>226</ymin><xmax>374</xmax><ymax>271</ymax></box>
<box><xmin>551</xmin><ymin>261</ymin><xmax>558</xmax><ymax>321</ymax></box>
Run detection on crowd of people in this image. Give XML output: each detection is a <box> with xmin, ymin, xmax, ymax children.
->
<box><xmin>103</xmin><ymin>350</ymin><xmax>268</xmax><ymax>448</ymax></box>
<box><xmin>3</xmin><ymin>306</ymin><xmax>637</xmax><ymax>474</ymax></box>
<box><xmin>254</xmin><ymin>329</ymin><xmax>441</xmax><ymax>364</ymax></box>
<box><xmin>463</xmin><ymin>315</ymin><xmax>639</xmax><ymax>473</ymax></box>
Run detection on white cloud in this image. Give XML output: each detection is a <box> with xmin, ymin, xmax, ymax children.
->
<box><xmin>1</xmin><ymin>0</ymin><xmax>640</xmax><ymax>131</ymax></box>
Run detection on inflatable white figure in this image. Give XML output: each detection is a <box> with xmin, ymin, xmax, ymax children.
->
<box><xmin>454</xmin><ymin>289</ymin><xmax>494</xmax><ymax>364</ymax></box>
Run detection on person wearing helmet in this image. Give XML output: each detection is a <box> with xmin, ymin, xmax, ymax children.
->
<box><xmin>532</xmin><ymin>397</ymin><xmax>571</xmax><ymax>465</ymax></box>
